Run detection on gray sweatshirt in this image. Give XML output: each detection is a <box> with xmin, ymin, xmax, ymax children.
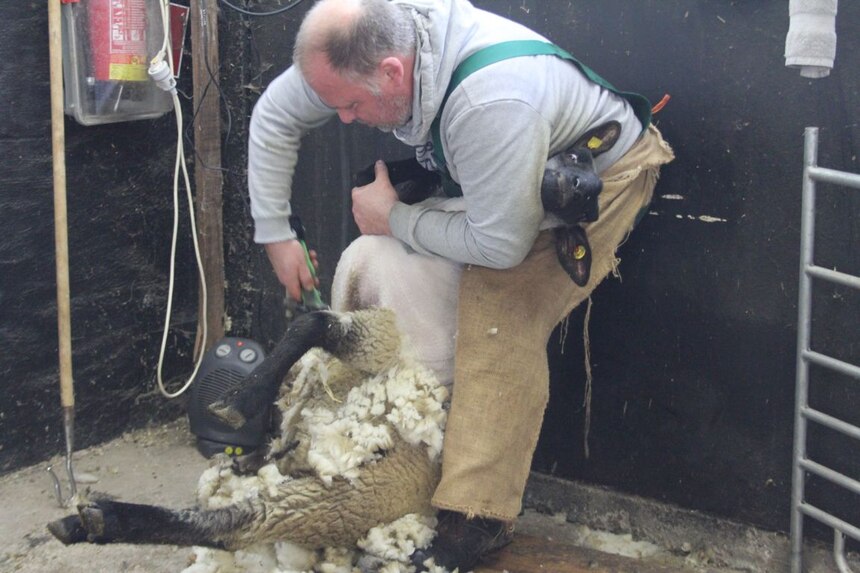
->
<box><xmin>248</xmin><ymin>0</ymin><xmax>642</xmax><ymax>269</ymax></box>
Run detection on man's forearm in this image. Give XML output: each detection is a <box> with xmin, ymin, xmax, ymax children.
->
<box><xmin>389</xmin><ymin>202</ymin><xmax>540</xmax><ymax>269</ymax></box>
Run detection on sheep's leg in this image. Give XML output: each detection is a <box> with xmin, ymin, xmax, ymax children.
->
<box><xmin>49</xmin><ymin>499</ymin><xmax>255</xmax><ymax>548</ymax></box>
<box><xmin>208</xmin><ymin>311</ymin><xmax>337</xmax><ymax>429</ymax></box>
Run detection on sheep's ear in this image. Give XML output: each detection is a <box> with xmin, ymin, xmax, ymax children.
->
<box><xmin>571</xmin><ymin>120</ymin><xmax>621</xmax><ymax>157</ymax></box>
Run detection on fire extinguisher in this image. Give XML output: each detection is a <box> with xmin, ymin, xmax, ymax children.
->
<box><xmin>62</xmin><ymin>0</ymin><xmax>174</xmax><ymax>125</ymax></box>
<box><xmin>87</xmin><ymin>0</ymin><xmax>150</xmax><ymax>83</ymax></box>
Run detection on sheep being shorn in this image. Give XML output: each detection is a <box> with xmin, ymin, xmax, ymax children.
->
<box><xmin>47</xmin><ymin>308</ymin><xmax>451</xmax><ymax>572</ymax></box>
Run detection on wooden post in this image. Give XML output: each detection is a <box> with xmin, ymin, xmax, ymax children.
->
<box><xmin>48</xmin><ymin>0</ymin><xmax>78</xmax><ymax>504</ymax></box>
<box><xmin>190</xmin><ymin>0</ymin><xmax>225</xmax><ymax>353</ymax></box>
<box><xmin>48</xmin><ymin>0</ymin><xmax>74</xmax><ymax>413</ymax></box>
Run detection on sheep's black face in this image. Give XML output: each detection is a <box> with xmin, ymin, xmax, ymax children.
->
<box><xmin>541</xmin><ymin>147</ymin><xmax>602</xmax><ymax>225</ymax></box>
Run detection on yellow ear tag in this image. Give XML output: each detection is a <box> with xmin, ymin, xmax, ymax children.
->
<box><xmin>573</xmin><ymin>245</ymin><xmax>587</xmax><ymax>260</ymax></box>
<box><xmin>587</xmin><ymin>136</ymin><xmax>603</xmax><ymax>150</ymax></box>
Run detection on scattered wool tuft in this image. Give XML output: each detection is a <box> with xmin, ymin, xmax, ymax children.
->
<box><xmin>197</xmin><ymin>460</ymin><xmax>289</xmax><ymax>509</ymax></box>
<box><xmin>233</xmin><ymin>544</ymin><xmax>281</xmax><ymax>572</ymax></box>
<box><xmin>315</xmin><ymin>547</ymin><xmax>357</xmax><ymax>573</ymax></box>
<box><xmin>183</xmin><ymin>546</ymin><xmax>238</xmax><ymax>573</ymax></box>
<box><xmin>377</xmin><ymin>563</ymin><xmax>413</xmax><ymax>573</ymax></box>
<box><xmin>184</xmin><ymin>544</ymin><xmax>286</xmax><ymax>573</ymax></box>
<box><xmin>357</xmin><ymin>514</ymin><xmax>437</xmax><ymax>563</ymax></box>
<box><xmin>183</xmin><ymin>543</ymin><xmax>348</xmax><ymax>573</ymax></box>
<box><xmin>273</xmin><ymin>541</ymin><xmax>319</xmax><ymax>571</ymax></box>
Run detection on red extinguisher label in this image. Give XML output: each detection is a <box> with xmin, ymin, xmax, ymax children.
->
<box><xmin>89</xmin><ymin>0</ymin><xmax>149</xmax><ymax>82</ymax></box>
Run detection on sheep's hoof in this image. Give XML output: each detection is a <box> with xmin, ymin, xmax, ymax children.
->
<box><xmin>78</xmin><ymin>503</ymin><xmax>108</xmax><ymax>540</ymax></box>
<box><xmin>208</xmin><ymin>400</ymin><xmax>247</xmax><ymax>429</ymax></box>
<box><xmin>47</xmin><ymin>514</ymin><xmax>88</xmax><ymax>545</ymax></box>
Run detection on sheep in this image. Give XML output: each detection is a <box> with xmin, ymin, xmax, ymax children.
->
<box><xmin>47</xmin><ymin>308</ymin><xmax>450</xmax><ymax>571</ymax></box>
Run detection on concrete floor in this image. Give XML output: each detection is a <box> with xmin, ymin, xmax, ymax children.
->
<box><xmin>0</xmin><ymin>419</ymin><xmax>205</xmax><ymax>573</ymax></box>
<box><xmin>0</xmin><ymin>419</ymin><xmax>852</xmax><ymax>573</ymax></box>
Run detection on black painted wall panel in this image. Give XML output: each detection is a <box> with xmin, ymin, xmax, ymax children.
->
<box><xmin>513</xmin><ymin>1</ymin><xmax>860</xmax><ymax>535</ymax></box>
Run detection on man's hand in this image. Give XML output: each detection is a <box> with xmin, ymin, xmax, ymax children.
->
<box><xmin>264</xmin><ymin>240</ymin><xmax>319</xmax><ymax>302</ymax></box>
<box><xmin>351</xmin><ymin>160</ymin><xmax>398</xmax><ymax>235</ymax></box>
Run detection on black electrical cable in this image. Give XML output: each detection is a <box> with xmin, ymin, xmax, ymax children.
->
<box><xmin>219</xmin><ymin>0</ymin><xmax>304</xmax><ymax>17</ymax></box>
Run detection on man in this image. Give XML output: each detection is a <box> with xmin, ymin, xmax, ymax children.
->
<box><xmin>247</xmin><ymin>0</ymin><xmax>674</xmax><ymax>570</ymax></box>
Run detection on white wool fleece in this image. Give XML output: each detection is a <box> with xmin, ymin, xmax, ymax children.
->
<box><xmin>302</xmin><ymin>353</ymin><xmax>448</xmax><ymax>485</ymax></box>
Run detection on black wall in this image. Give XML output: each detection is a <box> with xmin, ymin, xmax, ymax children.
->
<box><xmin>2</xmin><ymin>0</ymin><xmax>857</xmax><ymax>543</ymax></box>
<box><xmin>525</xmin><ymin>1</ymin><xmax>860</xmax><ymax>537</ymax></box>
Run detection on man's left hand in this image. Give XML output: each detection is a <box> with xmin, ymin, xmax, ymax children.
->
<box><xmin>352</xmin><ymin>160</ymin><xmax>398</xmax><ymax>235</ymax></box>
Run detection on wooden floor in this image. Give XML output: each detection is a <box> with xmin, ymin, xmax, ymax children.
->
<box><xmin>476</xmin><ymin>534</ymin><xmax>688</xmax><ymax>573</ymax></box>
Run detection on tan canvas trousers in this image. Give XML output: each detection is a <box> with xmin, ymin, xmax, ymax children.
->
<box><xmin>432</xmin><ymin>125</ymin><xmax>675</xmax><ymax>521</ymax></box>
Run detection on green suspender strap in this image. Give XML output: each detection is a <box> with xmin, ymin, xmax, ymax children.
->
<box><xmin>430</xmin><ymin>39</ymin><xmax>652</xmax><ymax>197</ymax></box>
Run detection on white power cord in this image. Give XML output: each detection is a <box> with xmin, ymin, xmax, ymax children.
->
<box><xmin>149</xmin><ymin>0</ymin><xmax>208</xmax><ymax>398</ymax></box>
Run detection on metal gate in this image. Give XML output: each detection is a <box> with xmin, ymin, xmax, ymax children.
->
<box><xmin>790</xmin><ymin>127</ymin><xmax>860</xmax><ymax>573</ymax></box>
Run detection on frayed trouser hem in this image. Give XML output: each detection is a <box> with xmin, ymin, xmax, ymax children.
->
<box><xmin>429</xmin><ymin>500</ymin><xmax>519</xmax><ymax>523</ymax></box>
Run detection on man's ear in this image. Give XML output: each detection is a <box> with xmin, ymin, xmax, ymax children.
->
<box><xmin>379</xmin><ymin>56</ymin><xmax>406</xmax><ymax>86</ymax></box>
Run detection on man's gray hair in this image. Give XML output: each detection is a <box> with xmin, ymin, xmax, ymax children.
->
<box><xmin>294</xmin><ymin>0</ymin><xmax>416</xmax><ymax>80</ymax></box>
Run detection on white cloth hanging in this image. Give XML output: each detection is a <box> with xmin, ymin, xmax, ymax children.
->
<box><xmin>785</xmin><ymin>0</ymin><xmax>838</xmax><ymax>78</ymax></box>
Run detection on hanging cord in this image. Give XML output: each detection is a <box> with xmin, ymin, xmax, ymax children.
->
<box><xmin>219</xmin><ymin>0</ymin><xmax>304</xmax><ymax>17</ymax></box>
<box><xmin>582</xmin><ymin>297</ymin><xmax>594</xmax><ymax>459</ymax></box>
<box><xmin>149</xmin><ymin>0</ymin><xmax>209</xmax><ymax>398</ymax></box>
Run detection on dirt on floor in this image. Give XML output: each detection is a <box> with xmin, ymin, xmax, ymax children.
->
<box><xmin>0</xmin><ymin>419</ymin><xmax>851</xmax><ymax>573</ymax></box>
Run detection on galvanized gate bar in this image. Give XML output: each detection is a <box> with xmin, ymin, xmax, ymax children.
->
<box><xmin>790</xmin><ymin>127</ymin><xmax>860</xmax><ymax>573</ymax></box>
<box><xmin>807</xmin><ymin>165</ymin><xmax>860</xmax><ymax>188</ymax></box>
<box><xmin>799</xmin><ymin>503</ymin><xmax>860</xmax><ymax>542</ymax></box>
<box><xmin>802</xmin><ymin>407</ymin><xmax>860</xmax><ymax>441</ymax></box>
<box><xmin>802</xmin><ymin>351</ymin><xmax>860</xmax><ymax>380</ymax></box>
<box><xmin>806</xmin><ymin>266</ymin><xmax>860</xmax><ymax>290</ymax></box>
<box><xmin>799</xmin><ymin>459</ymin><xmax>860</xmax><ymax>496</ymax></box>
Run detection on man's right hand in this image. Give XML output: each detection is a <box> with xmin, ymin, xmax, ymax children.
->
<box><xmin>264</xmin><ymin>240</ymin><xmax>319</xmax><ymax>302</ymax></box>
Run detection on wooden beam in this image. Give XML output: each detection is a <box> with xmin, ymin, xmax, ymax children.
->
<box><xmin>189</xmin><ymin>0</ymin><xmax>225</xmax><ymax>353</ymax></box>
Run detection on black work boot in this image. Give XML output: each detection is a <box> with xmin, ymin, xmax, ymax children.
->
<box><xmin>411</xmin><ymin>510</ymin><xmax>515</xmax><ymax>572</ymax></box>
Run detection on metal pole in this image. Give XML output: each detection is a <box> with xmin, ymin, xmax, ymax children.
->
<box><xmin>790</xmin><ymin>126</ymin><xmax>818</xmax><ymax>573</ymax></box>
<box><xmin>834</xmin><ymin>530</ymin><xmax>854</xmax><ymax>573</ymax></box>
